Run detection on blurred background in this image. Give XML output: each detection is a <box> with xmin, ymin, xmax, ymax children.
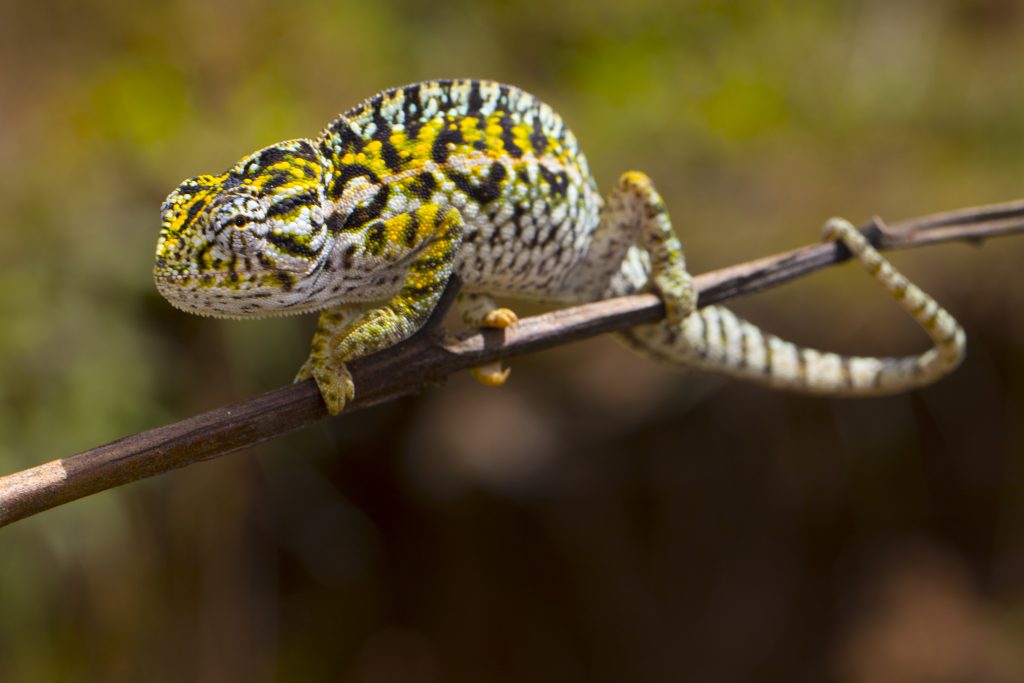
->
<box><xmin>2</xmin><ymin>0</ymin><xmax>1024</xmax><ymax>681</ymax></box>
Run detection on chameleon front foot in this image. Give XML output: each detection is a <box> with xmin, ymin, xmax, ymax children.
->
<box><xmin>296</xmin><ymin>358</ymin><xmax>355</xmax><ymax>415</ymax></box>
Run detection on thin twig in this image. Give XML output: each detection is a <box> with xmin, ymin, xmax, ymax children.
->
<box><xmin>3</xmin><ymin>199</ymin><xmax>1023</xmax><ymax>528</ymax></box>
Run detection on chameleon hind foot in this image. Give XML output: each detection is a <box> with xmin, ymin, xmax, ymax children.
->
<box><xmin>482</xmin><ymin>307</ymin><xmax>519</xmax><ymax>328</ymax></box>
<box><xmin>459</xmin><ymin>293</ymin><xmax>518</xmax><ymax>387</ymax></box>
<box><xmin>470</xmin><ymin>362</ymin><xmax>512</xmax><ymax>386</ymax></box>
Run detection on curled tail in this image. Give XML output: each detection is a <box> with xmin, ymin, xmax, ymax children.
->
<box><xmin>621</xmin><ymin>218</ymin><xmax>965</xmax><ymax>395</ymax></box>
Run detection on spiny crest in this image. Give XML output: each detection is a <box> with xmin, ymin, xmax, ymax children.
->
<box><xmin>154</xmin><ymin>139</ymin><xmax>334</xmax><ymax>317</ymax></box>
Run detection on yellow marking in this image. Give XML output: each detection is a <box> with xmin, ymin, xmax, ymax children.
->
<box><xmin>383</xmin><ymin>213</ymin><xmax>414</xmax><ymax>246</ymax></box>
<box><xmin>390</xmin><ymin>130</ymin><xmax>410</xmax><ymax>157</ymax></box>
<box><xmin>411</xmin><ymin>119</ymin><xmax>444</xmax><ymax>161</ymax></box>
<box><xmin>459</xmin><ymin>116</ymin><xmax>484</xmax><ymax>145</ymax></box>
<box><xmin>511</xmin><ymin>123</ymin><xmax>534</xmax><ymax>153</ymax></box>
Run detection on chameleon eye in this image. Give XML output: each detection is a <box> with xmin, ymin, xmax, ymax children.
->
<box><xmin>210</xmin><ymin>197</ymin><xmax>268</xmax><ymax>259</ymax></box>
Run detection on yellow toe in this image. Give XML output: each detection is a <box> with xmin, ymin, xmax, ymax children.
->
<box><xmin>470</xmin><ymin>362</ymin><xmax>511</xmax><ymax>386</ymax></box>
<box><xmin>481</xmin><ymin>307</ymin><xmax>519</xmax><ymax>329</ymax></box>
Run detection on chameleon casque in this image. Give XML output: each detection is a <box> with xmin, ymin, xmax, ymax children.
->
<box><xmin>155</xmin><ymin>79</ymin><xmax>965</xmax><ymax>414</ymax></box>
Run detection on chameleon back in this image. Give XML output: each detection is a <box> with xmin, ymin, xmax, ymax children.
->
<box><xmin>321</xmin><ymin>80</ymin><xmax>605</xmax><ymax>301</ymax></box>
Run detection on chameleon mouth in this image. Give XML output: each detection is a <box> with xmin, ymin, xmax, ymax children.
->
<box><xmin>153</xmin><ymin>268</ymin><xmax>331</xmax><ymax>320</ymax></box>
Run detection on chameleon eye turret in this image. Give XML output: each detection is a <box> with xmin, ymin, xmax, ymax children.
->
<box><xmin>156</xmin><ymin>79</ymin><xmax>965</xmax><ymax>414</ymax></box>
<box><xmin>206</xmin><ymin>190</ymin><xmax>267</xmax><ymax>259</ymax></box>
<box><xmin>154</xmin><ymin>139</ymin><xmax>338</xmax><ymax>318</ymax></box>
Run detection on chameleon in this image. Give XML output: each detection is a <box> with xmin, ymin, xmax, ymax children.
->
<box><xmin>155</xmin><ymin>79</ymin><xmax>965</xmax><ymax>415</ymax></box>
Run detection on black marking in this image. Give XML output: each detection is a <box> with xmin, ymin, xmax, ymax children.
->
<box><xmin>408</xmin><ymin>171</ymin><xmax>437</xmax><ymax>199</ymax></box>
<box><xmin>472</xmin><ymin>139</ymin><xmax>488</xmax><ymax>152</ymax></box>
<box><xmin>511</xmin><ymin>204</ymin><xmax>526</xmax><ymax>239</ymax></box>
<box><xmin>265</xmin><ymin>192</ymin><xmax>317</xmax><ymax>219</ymax></box>
<box><xmin>516</xmin><ymin>168</ymin><xmax>529</xmax><ymax>184</ymax></box>
<box><xmin>372</xmin><ymin>106</ymin><xmax>393</xmax><ymax>141</ymax></box>
<box><xmin>380</xmin><ymin>140</ymin><xmax>402</xmax><ymax>173</ymax></box>
<box><xmin>467</xmin><ymin>81</ymin><xmax>484</xmax><ymax>114</ymax></box>
<box><xmin>437</xmin><ymin>79</ymin><xmax>454</xmax><ymax>103</ymax></box>
<box><xmin>325</xmin><ymin>119</ymin><xmax>361</xmax><ymax>153</ymax></box>
<box><xmin>411</xmin><ymin>255</ymin><xmax>446</xmax><ymax>273</ymax></box>
<box><xmin>529</xmin><ymin>126</ymin><xmax>548</xmax><ymax>155</ymax></box>
<box><xmin>402</xmin><ymin>280</ymin><xmax>444</xmax><ymax>299</ymax></box>
<box><xmin>737</xmin><ymin>323</ymin><xmax>749</xmax><ymax>371</ymax></box>
<box><xmin>184</xmin><ymin>196</ymin><xmax>209</xmax><ymax>229</ymax></box>
<box><xmin>537</xmin><ymin>164</ymin><xmax>569</xmax><ymax>197</ymax></box>
<box><xmin>401</xmin><ymin>83</ymin><xmax>423</xmax><ymax>138</ymax></box>
<box><xmin>334</xmin><ymin>163</ymin><xmax>380</xmax><ymax>185</ymax></box>
<box><xmin>342</xmin><ymin>244</ymin><xmax>357</xmax><ymax>269</ymax></box>
<box><xmin>267</xmin><ymin>232</ymin><xmax>319</xmax><ymax>258</ymax></box>
<box><xmin>256</xmin><ymin>146</ymin><xmax>290</xmax><ymax>167</ymax></box>
<box><xmin>192</xmin><ymin>240</ymin><xmax>214</xmax><ymax>268</ymax></box>
<box><xmin>273</xmin><ymin>272</ymin><xmax>295</xmax><ymax>291</ymax></box>
<box><xmin>262</xmin><ymin>173</ymin><xmax>296</xmax><ymax>192</ymax></box>
<box><xmin>431</xmin><ymin>126</ymin><xmax>464</xmax><ymax>165</ymax></box>
<box><xmin>326</xmin><ymin>210</ymin><xmax>352</xmax><ymax>235</ymax></box>
<box><xmin>344</xmin><ymin>184</ymin><xmax>390</xmax><ymax>230</ymax></box>
<box><xmin>448</xmin><ymin>168</ymin><xmax>499</xmax><ymax>205</ymax></box>
<box><xmin>364</xmin><ymin>221</ymin><xmax>386</xmax><ymax>256</ymax></box>
<box><xmin>328</xmin><ymin>163</ymin><xmax>379</xmax><ymax>200</ymax></box>
<box><xmin>499</xmin><ymin>115</ymin><xmax>523</xmax><ymax>158</ymax></box>
<box><xmin>402</xmin><ymin>213</ymin><xmax>420</xmax><ymax>247</ymax></box>
<box><xmin>371</xmin><ymin>108</ymin><xmax>403</xmax><ymax>173</ymax></box>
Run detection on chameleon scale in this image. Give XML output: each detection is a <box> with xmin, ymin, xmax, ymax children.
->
<box><xmin>155</xmin><ymin>79</ymin><xmax>965</xmax><ymax>414</ymax></box>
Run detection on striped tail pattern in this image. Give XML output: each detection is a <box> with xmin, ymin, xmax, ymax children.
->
<box><xmin>620</xmin><ymin>217</ymin><xmax>965</xmax><ymax>396</ymax></box>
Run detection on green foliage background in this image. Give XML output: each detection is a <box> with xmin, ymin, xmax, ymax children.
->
<box><xmin>2</xmin><ymin>1</ymin><xmax>1024</xmax><ymax>680</ymax></box>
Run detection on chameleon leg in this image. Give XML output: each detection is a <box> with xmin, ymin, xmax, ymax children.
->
<box><xmin>300</xmin><ymin>205</ymin><xmax>464</xmax><ymax>414</ymax></box>
<box><xmin>621</xmin><ymin>217</ymin><xmax>965</xmax><ymax>395</ymax></box>
<box><xmin>571</xmin><ymin>171</ymin><xmax>696</xmax><ymax>323</ymax></box>
<box><xmin>294</xmin><ymin>304</ymin><xmax>364</xmax><ymax>410</ymax></box>
<box><xmin>458</xmin><ymin>292</ymin><xmax>518</xmax><ymax>386</ymax></box>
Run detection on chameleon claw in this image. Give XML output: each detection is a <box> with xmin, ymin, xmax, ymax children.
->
<box><xmin>481</xmin><ymin>307</ymin><xmax>519</xmax><ymax>329</ymax></box>
<box><xmin>294</xmin><ymin>360</ymin><xmax>313</xmax><ymax>382</ymax></box>
<box><xmin>470</xmin><ymin>361</ymin><xmax>511</xmax><ymax>386</ymax></box>
<box><xmin>311</xmin><ymin>362</ymin><xmax>355</xmax><ymax>415</ymax></box>
<box><xmin>298</xmin><ymin>357</ymin><xmax>355</xmax><ymax>415</ymax></box>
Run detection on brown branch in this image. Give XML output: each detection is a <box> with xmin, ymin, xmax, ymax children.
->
<box><xmin>3</xmin><ymin>200</ymin><xmax>1024</xmax><ymax>528</ymax></box>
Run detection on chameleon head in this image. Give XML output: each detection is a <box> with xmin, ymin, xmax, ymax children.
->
<box><xmin>154</xmin><ymin>139</ymin><xmax>335</xmax><ymax>318</ymax></box>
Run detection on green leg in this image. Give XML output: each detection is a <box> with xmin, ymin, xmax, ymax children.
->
<box><xmin>297</xmin><ymin>204</ymin><xmax>464</xmax><ymax>414</ymax></box>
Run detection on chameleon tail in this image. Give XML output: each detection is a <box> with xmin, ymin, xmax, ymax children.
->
<box><xmin>620</xmin><ymin>218</ymin><xmax>965</xmax><ymax>395</ymax></box>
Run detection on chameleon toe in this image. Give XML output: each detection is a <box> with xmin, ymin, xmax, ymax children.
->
<box><xmin>470</xmin><ymin>362</ymin><xmax>512</xmax><ymax>387</ymax></box>
<box><xmin>481</xmin><ymin>307</ymin><xmax>519</xmax><ymax>329</ymax></box>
